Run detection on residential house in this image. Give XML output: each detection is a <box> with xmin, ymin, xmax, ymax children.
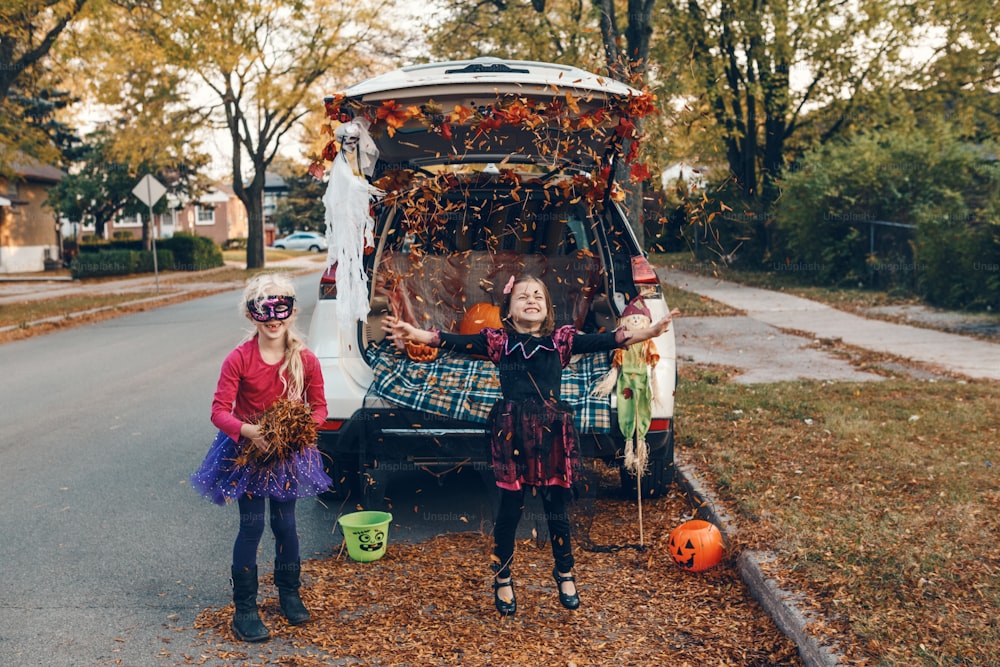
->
<box><xmin>160</xmin><ymin>184</ymin><xmax>249</xmax><ymax>245</ymax></box>
<box><xmin>71</xmin><ymin>172</ymin><xmax>286</xmax><ymax>248</ymax></box>
<box><xmin>101</xmin><ymin>174</ymin><xmax>288</xmax><ymax>245</ymax></box>
<box><xmin>0</xmin><ymin>159</ymin><xmax>65</xmax><ymax>273</ymax></box>
<box><xmin>86</xmin><ymin>183</ymin><xmax>248</xmax><ymax>246</ymax></box>
<box><xmin>263</xmin><ymin>172</ymin><xmax>288</xmax><ymax>223</ymax></box>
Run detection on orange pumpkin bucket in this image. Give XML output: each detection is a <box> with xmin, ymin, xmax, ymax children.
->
<box><xmin>668</xmin><ymin>520</ymin><xmax>724</xmax><ymax>572</ymax></box>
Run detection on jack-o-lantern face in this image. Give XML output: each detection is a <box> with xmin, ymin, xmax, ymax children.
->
<box><xmin>668</xmin><ymin>520</ymin><xmax>724</xmax><ymax>572</ymax></box>
<box><xmin>405</xmin><ymin>340</ymin><xmax>439</xmax><ymax>362</ymax></box>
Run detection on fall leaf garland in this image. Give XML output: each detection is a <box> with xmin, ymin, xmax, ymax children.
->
<box><xmin>311</xmin><ymin>88</ymin><xmax>658</xmax><ymax>184</ymax></box>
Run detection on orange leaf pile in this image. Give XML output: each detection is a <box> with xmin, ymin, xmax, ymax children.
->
<box><xmin>189</xmin><ymin>476</ymin><xmax>805</xmax><ymax>666</ymax></box>
<box><xmin>245</xmin><ymin>399</ymin><xmax>318</xmax><ymax>466</ymax></box>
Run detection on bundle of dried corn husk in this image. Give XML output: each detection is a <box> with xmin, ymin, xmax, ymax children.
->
<box><xmin>244</xmin><ymin>398</ymin><xmax>318</xmax><ymax>466</ymax></box>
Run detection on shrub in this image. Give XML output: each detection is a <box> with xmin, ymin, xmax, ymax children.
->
<box><xmin>70</xmin><ymin>249</ymin><xmax>175</xmax><ymax>279</ymax></box>
<box><xmin>776</xmin><ymin>126</ymin><xmax>1000</xmax><ymax>302</ymax></box>
<box><xmin>160</xmin><ymin>232</ymin><xmax>224</xmax><ymax>271</ymax></box>
<box><xmin>134</xmin><ymin>248</ymin><xmax>176</xmax><ymax>274</ymax></box>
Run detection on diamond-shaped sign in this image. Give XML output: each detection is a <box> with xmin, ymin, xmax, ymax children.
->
<box><xmin>132</xmin><ymin>174</ymin><xmax>167</xmax><ymax>207</ymax></box>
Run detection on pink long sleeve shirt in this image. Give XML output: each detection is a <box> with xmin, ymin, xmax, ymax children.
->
<box><xmin>210</xmin><ymin>338</ymin><xmax>328</xmax><ymax>443</ymax></box>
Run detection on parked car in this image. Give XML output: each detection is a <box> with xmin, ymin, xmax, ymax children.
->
<box><xmin>309</xmin><ymin>57</ymin><xmax>677</xmax><ymax>506</ymax></box>
<box><xmin>273</xmin><ymin>231</ymin><xmax>327</xmax><ymax>252</ymax></box>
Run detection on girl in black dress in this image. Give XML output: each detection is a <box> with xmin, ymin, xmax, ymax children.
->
<box><xmin>383</xmin><ymin>274</ymin><xmax>677</xmax><ymax>616</ymax></box>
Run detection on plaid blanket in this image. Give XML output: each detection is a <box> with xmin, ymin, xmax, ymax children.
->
<box><xmin>365</xmin><ymin>341</ymin><xmax>612</xmax><ymax>432</ymax></box>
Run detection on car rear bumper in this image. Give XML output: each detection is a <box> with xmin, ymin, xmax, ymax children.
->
<box><xmin>318</xmin><ymin>407</ymin><xmax>673</xmax><ymax>467</ymax></box>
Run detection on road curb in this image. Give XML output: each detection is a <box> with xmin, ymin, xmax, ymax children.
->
<box><xmin>675</xmin><ymin>459</ymin><xmax>844</xmax><ymax>667</ymax></box>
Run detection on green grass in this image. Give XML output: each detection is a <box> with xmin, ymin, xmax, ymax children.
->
<box><xmin>222</xmin><ymin>248</ymin><xmax>322</xmax><ymax>263</ymax></box>
<box><xmin>650</xmin><ymin>251</ymin><xmax>922</xmax><ymax>310</ymax></box>
<box><xmin>660</xmin><ymin>282</ymin><xmax>743</xmax><ymax>317</ymax></box>
<box><xmin>676</xmin><ymin>366</ymin><xmax>1000</xmax><ymax>665</ymax></box>
<box><xmin>0</xmin><ymin>292</ymin><xmax>170</xmax><ymax>328</ymax></box>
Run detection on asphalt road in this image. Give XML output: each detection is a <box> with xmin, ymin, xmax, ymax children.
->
<box><xmin>0</xmin><ymin>271</ymin><xmax>496</xmax><ymax>666</ymax></box>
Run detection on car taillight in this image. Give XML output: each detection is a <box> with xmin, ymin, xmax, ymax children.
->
<box><xmin>649</xmin><ymin>418</ymin><xmax>671</xmax><ymax>432</ymax></box>
<box><xmin>319</xmin><ymin>263</ymin><xmax>338</xmax><ymax>299</ymax></box>
<box><xmin>631</xmin><ymin>255</ymin><xmax>662</xmax><ymax>298</ymax></box>
<box><xmin>319</xmin><ymin>419</ymin><xmax>345</xmax><ymax>431</ymax></box>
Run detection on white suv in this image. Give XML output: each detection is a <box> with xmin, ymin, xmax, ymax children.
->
<box><xmin>309</xmin><ymin>57</ymin><xmax>677</xmax><ymax>506</ymax></box>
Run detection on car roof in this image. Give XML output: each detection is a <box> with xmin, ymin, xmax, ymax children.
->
<box><xmin>326</xmin><ymin>58</ymin><xmax>646</xmax><ymax>176</ymax></box>
<box><xmin>338</xmin><ymin>57</ymin><xmax>637</xmax><ymax>100</ymax></box>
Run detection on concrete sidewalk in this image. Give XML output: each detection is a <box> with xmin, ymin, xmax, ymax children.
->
<box><xmin>659</xmin><ymin>268</ymin><xmax>1000</xmax><ymax>381</ymax></box>
<box><xmin>0</xmin><ymin>256</ymin><xmax>325</xmax><ymax>305</ymax></box>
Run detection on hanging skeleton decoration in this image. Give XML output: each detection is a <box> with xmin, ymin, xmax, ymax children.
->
<box><xmin>322</xmin><ymin>118</ymin><xmax>385</xmax><ymax>328</ymax></box>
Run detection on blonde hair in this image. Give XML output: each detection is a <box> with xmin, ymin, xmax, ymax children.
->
<box><xmin>241</xmin><ymin>272</ymin><xmax>308</xmax><ymax>401</ymax></box>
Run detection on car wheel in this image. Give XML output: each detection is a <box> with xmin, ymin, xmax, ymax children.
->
<box><xmin>274</xmin><ymin>244</ymin><xmax>285</xmax><ymax>249</ymax></box>
<box><xmin>308</xmin><ymin>245</ymin><xmax>320</xmax><ymax>252</ymax></box>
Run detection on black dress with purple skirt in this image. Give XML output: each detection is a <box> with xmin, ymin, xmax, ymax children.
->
<box><xmin>437</xmin><ymin>325</ymin><xmax>623</xmax><ymax>491</ymax></box>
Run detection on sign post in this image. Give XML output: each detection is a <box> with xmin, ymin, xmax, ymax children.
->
<box><xmin>132</xmin><ymin>174</ymin><xmax>168</xmax><ymax>293</ymax></box>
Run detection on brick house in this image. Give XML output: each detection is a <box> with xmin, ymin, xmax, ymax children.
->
<box><xmin>98</xmin><ymin>176</ymin><xmax>285</xmax><ymax>247</ymax></box>
<box><xmin>0</xmin><ymin>159</ymin><xmax>65</xmax><ymax>273</ymax></box>
<box><xmin>94</xmin><ymin>184</ymin><xmax>247</xmax><ymax>245</ymax></box>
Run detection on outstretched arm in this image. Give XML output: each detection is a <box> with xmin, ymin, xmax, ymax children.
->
<box><xmin>382</xmin><ymin>314</ymin><xmax>436</xmax><ymax>351</ymax></box>
<box><xmin>621</xmin><ymin>308</ymin><xmax>680</xmax><ymax>347</ymax></box>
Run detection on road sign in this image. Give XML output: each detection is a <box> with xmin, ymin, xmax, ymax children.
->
<box><xmin>132</xmin><ymin>174</ymin><xmax>168</xmax><ymax>294</ymax></box>
<box><xmin>132</xmin><ymin>174</ymin><xmax>167</xmax><ymax>207</ymax></box>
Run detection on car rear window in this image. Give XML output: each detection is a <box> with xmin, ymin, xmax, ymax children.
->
<box><xmin>371</xmin><ymin>179</ymin><xmax>607</xmax><ymax>333</ymax></box>
<box><xmin>380</xmin><ymin>184</ymin><xmax>597</xmax><ymax>256</ymax></box>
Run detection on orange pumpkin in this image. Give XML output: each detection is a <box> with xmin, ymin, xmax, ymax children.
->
<box><xmin>668</xmin><ymin>520</ymin><xmax>724</xmax><ymax>572</ymax></box>
<box><xmin>405</xmin><ymin>340</ymin><xmax>439</xmax><ymax>363</ymax></box>
<box><xmin>460</xmin><ymin>302</ymin><xmax>502</xmax><ymax>335</ymax></box>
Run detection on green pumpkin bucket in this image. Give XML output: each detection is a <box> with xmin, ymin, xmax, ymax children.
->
<box><xmin>337</xmin><ymin>511</ymin><xmax>393</xmax><ymax>562</ymax></box>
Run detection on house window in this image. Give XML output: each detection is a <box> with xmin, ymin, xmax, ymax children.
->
<box><xmin>116</xmin><ymin>213</ymin><xmax>142</xmax><ymax>228</ymax></box>
<box><xmin>196</xmin><ymin>205</ymin><xmax>215</xmax><ymax>225</ymax></box>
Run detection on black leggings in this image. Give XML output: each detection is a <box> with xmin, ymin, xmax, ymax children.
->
<box><xmin>233</xmin><ymin>495</ymin><xmax>299</xmax><ymax>570</ymax></box>
<box><xmin>493</xmin><ymin>486</ymin><xmax>574</xmax><ymax>578</ymax></box>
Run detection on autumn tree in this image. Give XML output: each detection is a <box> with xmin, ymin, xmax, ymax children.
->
<box><xmin>425</xmin><ymin>0</ymin><xmax>605</xmax><ymax>69</ymax></box>
<box><xmin>47</xmin><ymin>127</ymin><xmax>155</xmax><ymax>239</ymax></box>
<box><xmin>0</xmin><ymin>0</ymin><xmax>88</xmax><ymax>169</ymax></box>
<box><xmin>71</xmin><ymin>0</ymin><xmax>407</xmax><ymax>268</ymax></box>
<box><xmin>426</xmin><ymin>0</ymin><xmax>665</xmax><ymax>247</ymax></box>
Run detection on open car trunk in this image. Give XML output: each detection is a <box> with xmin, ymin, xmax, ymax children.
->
<box><xmin>363</xmin><ymin>171</ymin><xmax>622</xmax><ymax>340</ymax></box>
<box><xmin>355</xmin><ymin>170</ymin><xmax>630</xmax><ymax>433</ymax></box>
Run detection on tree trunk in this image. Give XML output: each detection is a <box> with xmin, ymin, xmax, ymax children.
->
<box><xmin>592</xmin><ymin>0</ymin><xmax>656</xmax><ymax>250</ymax></box>
<box><xmin>242</xmin><ymin>183</ymin><xmax>266</xmax><ymax>269</ymax></box>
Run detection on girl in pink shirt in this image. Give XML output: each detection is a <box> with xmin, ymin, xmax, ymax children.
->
<box><xmin>191</xmin><ymin>273</ymin><xmax>330</xmax><ymax>642</ymax></box>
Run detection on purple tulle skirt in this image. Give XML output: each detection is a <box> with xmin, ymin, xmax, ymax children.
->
<box><xmin>488</xmin><ymin>398</ymin><xmax>580</xmax><ymax>491</ymax></box>
<box><xmin>190</xmin><ymin>431</ymin><xmax>332</xmax><ymax>506</ymax></box>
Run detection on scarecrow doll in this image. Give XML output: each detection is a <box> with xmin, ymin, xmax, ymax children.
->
<box><xmin>593</xmin><ymin>296</ymin><xmax>661</xmax><ymax>477</ymax></box>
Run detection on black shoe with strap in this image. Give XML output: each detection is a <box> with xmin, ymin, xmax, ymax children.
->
<box><xmin>552</xmin><ymin>567</ymin><xmax>581</xmax><ymax>610</ymax></box>
<box><xmin>492</xmin><ymin>577</ymin><xmax>517</xmax><ymax>617</ymax></box>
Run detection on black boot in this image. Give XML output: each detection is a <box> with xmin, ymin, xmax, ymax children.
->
<box><xmin>274</xmin><ymin>560</ymin><xmax>311</xmax><ymax>625</ymax></box>
<box><xmin>230</xmin><ymin>565</ymin><xmax>270</xmax><ymax>642</ymax></box>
